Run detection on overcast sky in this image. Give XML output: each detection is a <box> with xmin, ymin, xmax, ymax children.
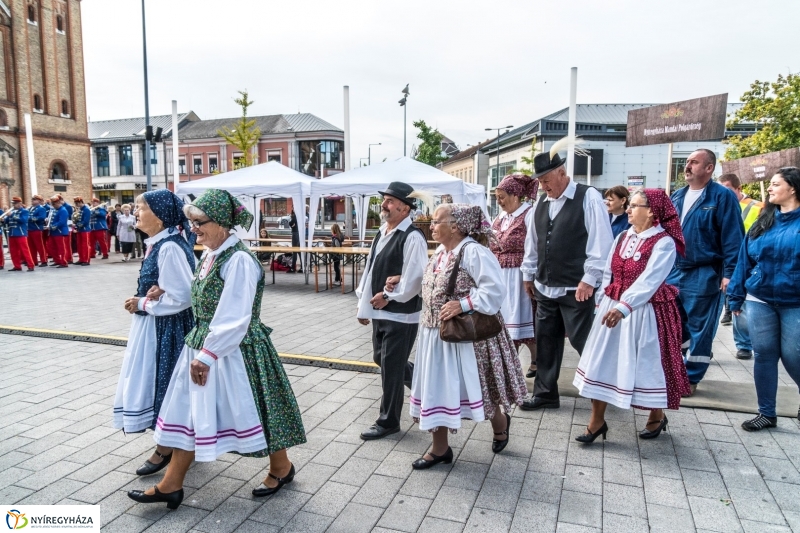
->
<box><xmin>82</xmin><ymin>0</ymin><xmax>797</xmax><ymax>165</ymax></box>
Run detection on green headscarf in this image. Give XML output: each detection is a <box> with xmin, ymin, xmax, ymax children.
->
<box><xmin>192</xmin><ymin>189</ymin><xmax>254</xmax><ymax>231</ymax></box>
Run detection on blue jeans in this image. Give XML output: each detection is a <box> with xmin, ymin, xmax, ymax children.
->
<box><xmin>733</xmin><ymin>302</ymin><xmax>753</xmax><ymax>351</ymax></box>
<box><xmin>748</xmin><ymin>301</ymin><xmax>800</xmax><ymax>418</ymax></box>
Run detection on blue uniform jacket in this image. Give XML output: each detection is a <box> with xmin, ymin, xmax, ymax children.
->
<box><xmin>2</xmin><ymin>208</ymin><xmax>30</xmax><ymax>237</ymax></box>
<box><xmin>671</xmin><ymin>181</ymin><xmax>744</xmax><ymax>279</ymax></box>
<box><xmin>728</xmin><ymin>207</ymin><xmax>800</xmax><ymax>311</ymax></box>
<box><xmin>50</xmin><ymin>206</ymin><xmax>70</xmax><ymax>236</ymax></box>
<box><xmin>28</xmin><ymin>205</ymin><xmax>48</xmax><ymax>231</ymax></box>
<box><xmin>90</xmin><ymin>206</ymin><xmax>108</xmax><ymax>231</ymax></box>
<box><xmin>75</xmin><ymin>205</ymin><xmax>91</xmax><ymax>233</ymax></box>
<box><xmin>609</xmin><ymin>213</ymin><xmax>632</xmax><ymax>238</ymax></box>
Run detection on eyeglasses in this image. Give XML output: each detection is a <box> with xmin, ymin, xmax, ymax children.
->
<box><xmin>430</xmin><ymin>219</ymin><xmax>455</xmax><ymax>226</ymax></box>
<box><xmin>628</xmin><ymin>204</ymin><xmax>650</xmax><ymax>209</ymax></box>
<box><xmin>189</xmin><ymin>219</ymin><xmax>214</xmax><ymax>229</ymax></box>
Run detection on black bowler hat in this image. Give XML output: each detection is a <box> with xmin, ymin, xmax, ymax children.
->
<box><xmin>378</xmin><ymin>181</ymin><xmax>416</xmax><ymax>208</ymax></box>
<box><xmin>532</xmin><ymin>151</ymin><xmax>567</xmax><ymax>180</ymax></box>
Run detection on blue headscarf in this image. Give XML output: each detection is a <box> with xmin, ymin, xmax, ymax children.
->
<box><xmin>142</xmin><ymin>189</ymin><xmax>195</xmax><ymax>245</ymax></box>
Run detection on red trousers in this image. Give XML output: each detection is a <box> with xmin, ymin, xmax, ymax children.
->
<box><xmin>76</xmin><ymin>232</ymin><xmax>91</xmax><ymax>264</ymax></box>
<box><xmin>50</xmin><ymin>235</ymin><xmax>69</xmax><ymax>266</ymax></box>
<box><xmin>90</xmin><ymin>230</ymin><xmax>109</xmax><ymax>258</ymax></box>
<box><xmin>0</xmin><ymin>233</ymin><xmax>4</xmax><ymax>268</ymax></box>
<box><xmin>28</xmin><ymin>230</ymin><xmax>47</xmax><ymax>264</ymax></box>
<box><xmin>9</xmin><ymin>236</ymin><xmax>35</xmax><ymax>270</ymax></box>
<box><xmin>42</xmin><ymin>230</ymin><xmax>50</xmax><ymax>259</ymax></box>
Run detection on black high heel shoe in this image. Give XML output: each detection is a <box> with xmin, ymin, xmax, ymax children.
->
<box><xmin>136</xmin><ymin>449</ymin><xmax>172</xmax><ymax>476</ymax></box>
<box><xmin>127</xmin><ymin>486</ymin><xmax>184</xmax><ymax>510</ymax></box>
<box><xmin>575</xmin><ymin>422</ymin><xmax>608</xmax><ymax>444</ymax></box>
<box><xmin>492</xmin><ymin>413</ymin><xmax>511</xmax><ymax>454</ymax></box>
<box><xmin>412</xmin><ymin>447</ymin><xmax>453</xmax><ymax>470</ymax></box>
<box><xmin>252</xmin><ymin>463</ymin><xmax>295</xmax><ymax>497</ymax></box>
<box><xmin>639</xmin><ymin>416</ymin><xmax>668</xmax><ymax>439</ymax></box>
<box><xmin>526</xmin><ymin>366</ymin><xmax>537</xmax><ymax>378</ymax></box>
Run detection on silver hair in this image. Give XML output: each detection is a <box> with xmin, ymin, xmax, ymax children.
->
<box><xmin>134</xmin><ymin>193</ymin><xmax>147</xmax><ymax>206</ymax></box>
<box><xmin>183</xmin><ymin>204</ymin><xmax>207</xmax><ymax>219</ymax></box>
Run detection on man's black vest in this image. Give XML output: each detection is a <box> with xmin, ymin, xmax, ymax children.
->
<box><xmin>368</xmin><ymin>224</ymin><xmax>423</xmax><ymax>314</ymax></box>
<box><xmin>534</xmin><ymin>183</ymin><xmax>589</xmax><ymax>287</ymax></box>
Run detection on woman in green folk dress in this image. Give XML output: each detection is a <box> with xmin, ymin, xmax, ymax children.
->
<box><xmin>128</xmin><ymin>189</ymin><xmax>306</xmax><ymax>509</ymax></box>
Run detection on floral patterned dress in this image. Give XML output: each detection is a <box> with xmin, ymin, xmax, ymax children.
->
<box><xmin>410</xmin><ymin>238</ymin><xmax>528</xmax><ymax>431</ymax></box>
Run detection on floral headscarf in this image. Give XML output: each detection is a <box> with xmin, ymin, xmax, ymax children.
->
<box><xmin>641</xmin><ymin>188</ymin><xmax>685</xmax><ymax>257</ymax></box>
<box><xmin>192</xmin><ymin>189</ymin><xmax>254</xmax><ymax>231</ymax></box>
<box><xmin>142</xmin><ymin>189</ymin><xmax>194</xmax><ymax>244</ymax></box>
<box><xmin>497</xmin><ymin>173</ymin><xmax>539</xmax><ymax>199</ymax></box>
<box><xmin>447</xmin><ymin>204</ymin><xmax>497</xmax><ymax>246</ymax></box>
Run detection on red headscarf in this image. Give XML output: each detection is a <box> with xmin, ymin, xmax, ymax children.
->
<box><xmin>642</xmin><ymin>188</ymin><xmax>685</xmax><ymax>257</ymax></box>
<box><xmin>497</xmin><ymin>173</ymin><xmax>539</xmax><ymax>199</ymax></box>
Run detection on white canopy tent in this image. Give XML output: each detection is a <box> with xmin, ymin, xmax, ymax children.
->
<box><xmin>175</xmin><ymin>161</ymin><xmax>316</xmax><ymax>249</ymax></box>
<box><xmin>308</xmin><ymin>157</ymin><xmax>487</xmax><ymax>241</ymax></box>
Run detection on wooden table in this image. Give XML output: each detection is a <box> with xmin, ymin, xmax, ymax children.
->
<box><xmin>250</xmin><ymin>246</ymin><xmax>371</xmax><ymax>293</ymax></box>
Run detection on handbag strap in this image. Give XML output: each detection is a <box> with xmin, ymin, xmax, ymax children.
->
<box><xmin>444</xmin><ymin>241</ymin><xmax>474</xmax><ymax>298</ymax></box>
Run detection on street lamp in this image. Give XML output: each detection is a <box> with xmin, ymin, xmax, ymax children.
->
<box><xmin>140</xmin><ymin>0</ymin><xmax>152</xmax><ymax>191</ymax></box>
<box><xmin>399</xmin><ymin>84</ymin><xmax>409</xmax><ymax>156</ymax></box>
<box><xmin>368</xmin><ymin>143</ymin><xmax>381</xmax><ymax>165</ymax></box>
<box><xmin>485</xmin><ymin>126</ymin><xmax>513</xmax><ymax>189</ymax></box>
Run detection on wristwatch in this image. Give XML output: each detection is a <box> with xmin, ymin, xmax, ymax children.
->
<box><xmin>382</xmin><ymin>292</ymin><xmax>389</xmax><ymax>300</ymax></box>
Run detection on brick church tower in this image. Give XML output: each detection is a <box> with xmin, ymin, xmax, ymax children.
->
<box><xmin>0</xmin><ymin>0</ymin><xmax>90</xmax><ymax>207</ymax></box>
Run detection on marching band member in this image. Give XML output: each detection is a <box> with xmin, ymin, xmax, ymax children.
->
<box><xmin>73</xmin><ymin>197</ymin><xmax>92</xmax><ymax>266</ymax></box>
<box><xmin>48</xmin><ymin>195</ymin><xmax>70</xmax><ymax>268</ymax></box>
<box><xmin>0</xmin><ymin>206</ymin><xmax>5</xmax><ymax>270</ymax></box>
<box><xmin>27</xmin><ymin>195</ymin><xmax>48</xmax><ymax>266</ymax></box>
<box><xmin>1</xmin><ymin>197</ymin><xmax>35</xmax><ymax>271</ymax></box>
<box><xmin>89</xmin><ymin>198</ymin><xmax>109</xmax><ymax>260</ymax></box>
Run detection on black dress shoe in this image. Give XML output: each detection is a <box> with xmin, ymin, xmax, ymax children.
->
<box><xmin>252</xmin><ymin>463</ymin><xmax>295</xmax><ymax>497</ymax></box>
<box><xmin>412</xmin><ymin>447</ymin><xmax>453</xmax><ymax>470</ymax></box>
<box><xmin>526</xmin><ymin>367</ymin><xmax>537</xmax><ymax>378</ymax></box>
<box><xmin>519</xmin><ymin>396</ymin><xmax>560</xmax><ymax>411</ymax></box>
<box><xmin>9</xmin><ymin>268</ymin><xmax>22</xmax><ymax>271</ymax></box>
<box><xmin>360</xmin><ymin>424</ymin><xmax>400</xmax><ymax>441</ymax></box>
<box><xmin>39</xmin><ymin>263</ymin><xmax>48</xmax><ymax>267</ymax></box>
<box><xmin>492</xmin><ymin>413</ymin><xmax>511</xmax><ymax>453</ymax></box>
<box><xmin>575</xmin><ymin>421</ymin><xmax>609</xmax><ymax>443</ymax></box>
<box><xmin>736</xmin><ymin>349</ymin><xmax>753</xmax><ymax>360</ymax></box>
<box><xmin>127</xmin><ymin>486</ymin><xmax>184</xmax><ymax>509</ymax></box>
<box><xmin>639</xmin><ymin>416</ymin><xmax>668</xmax><ymax>439</ymax></box>
<box><xmin>136</xmin><ymin>449</ymin><xmax>172</xmax><ymax>476</ymax></box>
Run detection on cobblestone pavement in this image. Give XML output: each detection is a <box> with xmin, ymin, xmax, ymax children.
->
<box><xmin>2</xmin><ymin>255</ymin><xmax>800</xmax><ymax>532</ymax></box>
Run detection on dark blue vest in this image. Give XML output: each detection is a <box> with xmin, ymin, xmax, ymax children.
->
<box><xmin>135</xmin><ymin>233</ymin><xmax>196</xmax><ymax>316</ymax></box>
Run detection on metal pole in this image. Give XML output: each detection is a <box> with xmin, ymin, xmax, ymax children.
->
<box><xmin>171</xmin><ymin>100</ymin><xmax>179</xmax><ymax>191</ymax></box>
<box><xmin>368</xmin><ymin>145</ymin><xmax>371</xmax><ymax>166</ymax></box>
<box><xmin>495</xmin><ymin>130</ymin><xmax>500</xmax><ymax>193</ymax></box>
<box><xmin>665</xmin><ymin>142</ymin><xmax>674</xmax><ymax>195</ymax></box>
<box><xmin>343</xmin><ymin>86</ymin><xmax>353</xmax><ymax>238</ymax></box>
<box><xmin>24</xmin><ymin>113</ymin><xmax>37</xmax><ymax>199</ymax></box>
<box><xmin>141</xmin><ymin>0</ymin><xmax>152</xmax><ymax>191</ymax></box>
<box><xmin>587</xmin><ymin>155</ymin><xmax>592</xmax><ymax>186</ymax></box>
<box><xmin>567</xmin><ymin>67</ymin><xmax>577</xmax><ymax>177</ymax></box>
<box><xmin>403</xmin><ymin>103</ymin><xmax>407</xmax><ymax>157</ymax></box>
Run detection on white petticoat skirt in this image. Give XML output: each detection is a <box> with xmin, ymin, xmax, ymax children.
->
<box><xmin>498</xmin><ymin>266</ymin><xmax>534</xmax><ymax>340</ymax></box>
<box><xmin>113</xmin><ymin>314</ymin><xmax>157</xmax><ymax>432</ymax></box>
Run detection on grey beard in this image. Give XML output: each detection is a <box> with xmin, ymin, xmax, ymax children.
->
<box><xmin>379</xmin><ymin>211</ymin><xmax>389</xmax><ymax>222</ymax></box>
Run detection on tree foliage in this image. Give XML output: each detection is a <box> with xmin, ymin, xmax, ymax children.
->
<box><xmin>413</xmin><ymin>120</ymin><xmax>448</xmax><ymax>166</ymax></box>
<box><xmin>724</xmin><ymin>73</ymin><xmax>800</xmax><ymax>160</ymax></box>
<box><xmin>218</xmin><ymin>90</ymin><xmax>261</xmax><ymax>169</ymax></box>
<box><xmin>513</xmin><ymin>139</ymin><xmax>539</xmax><ymax>176</ymax></box>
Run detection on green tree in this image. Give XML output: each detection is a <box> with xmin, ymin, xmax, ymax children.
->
<box><xmin>413</xmin><ymin>120</ymin><xmax>448</xmax><ymax>166</ymax></box>
<box><xmin>513</xmin><ymin>138</ymin><xmax>539</xmax><ymax>176</ymax></box>
<box><xmin>218</xmin><ymin>90</ymin><xmax>261</xmax><ymax>169</ymax></box>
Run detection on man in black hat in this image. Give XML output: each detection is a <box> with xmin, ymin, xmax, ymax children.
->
<box><xmin>519</xmin><ymin>143</ymin><xmax>613</xmax><ymax>410</ymax></box>
<box><xmin>357</xmin><ymin>181</ymin><xmax>428</xmax><ymax>440</ymax></box>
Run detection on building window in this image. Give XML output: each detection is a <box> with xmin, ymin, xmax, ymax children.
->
<box><xmin>61</xmin><ymin>99</ymin><xmax>70</xmax><ymax>117</ymax></box>
<box><xmin>671</xmin><ymin>156</ymin><xmax>688</xmax><ymax>188</ymax></box>
<box><xmin>267</xmin><ymin>151</ymin><xmax>281</xmax><ymax>164</ymax></box>
<box><xmin>51</xmin><ymin>162</ymin><xmax>66</xmax><ymax>181</ymax></box>
<box><xmin>299</xmin><ymin>140</ymin><xmax>342</xmax><ymax>175</ymax></box>
<box><xmin>56</xmin><ymin>15</ymin><xmax>64</xmax><ymax>33</ymax></box>
<box><xmin>232</xmin><ymin>152</ymin><xmax>245</xmax><ymax>170</ymax></box>
<box><xmin>193</xmin><ymin>155</ymin><xmax>203</xmax><ymax>174</ymax></box>
<box><xmin>0</xmin><ymin>109</ymin><xmax>7</xmax><ymax>129</ymax></box>
<box><xmin>178</xmin><ymin>156</ymin><xmax>186</xmax><ymax>175</ymax></box>
<box><xmin>208</xmin><ymin>154</ymin><xmax>218</xmax><ymax>173</ymax></box>
<box><xmin>33</xmin><ymin>94</ymin><xmax>43</xmax><ymax>113</ymax></box>
<box><xmin>96</xmin><ymin>147</ymin><xmax>109</xmax><ymax>177</ymax></box>
<box><xmin>121</xmin><ymin>192</ymin><xmax>134</xmax><ymax>205</ymax></box>
<box><xmin>27</xmin><ymin>5</ymin><xmax>36</xmax><ymax>24</ymax></box>
<box><xmin>490</xmin><ymin>160</ymin><xmax>516</xmax><ymax>188</ymax></box>
<box><xmin>98</xmin><ymin>191</ymin><xmax>113</xmax><ymax>204</ymax></box>
<box><xmin>141</xmin><ymin>144</ymin><xmax>157</xmax><ymax>170</ymax></box>
<box><xmin>263</xmin><ymin>198</ymin><xmax>288</xmax><ymax>217</ymax></box>
<box><xmin>119</xmin><ymin>145</ymin><xmax>133</xmax><ymax>176</ymax></box>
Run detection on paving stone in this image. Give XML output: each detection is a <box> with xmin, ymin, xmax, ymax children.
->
<box><xmin>97</xmin><ymin>490</ymin><xmax>139</xmax><ymax>525</ymax></box>
<box><xmin>0</xmin><ymin>467</ymin><xmax>31</xmax><ymax>491</ymax></box>
<box><xmin>702</xmin><ymin>423</ymin><xmax>743</xmax><ymax>444</ymax></box>
<box><xmin>458</xmin><ymin>439</ymin><xmax>497</xmax><ymax>465</ymax></box>
<box><xmin>602</xmin><ymin>512</ymin><xmax>649</xmax><ymax>533</ymax></box>
<box><xmin>528</xmin><ymin>448</ymin><xmax>567</xmax><ymax>476</ymax></box>
<box><xmin>474</xmin><ymin>478</ymin><xmax>522</xmax><ymax>514</ymax></box>
<box><xmin>682</xmin><ymin>468</ymin><xmax>729</xmax><ymax>498</ymax></box>
<box><xmin>181</xmin><ymin>460</ymin><xmax>234</xmax><ymax>489</ymax></box>
<box><xmin>67</xmin><ymin>453</ymin><xmax>130</xmax><ymax>483</ymax></box>
<box><xmin>327</xmin><ymin>502</ymin><xmax>386</xmax><ymax>533</ymax></box>
<box><xmin>643</xmin><ymin>475</ymin><xmax>690</xmax><ymax>509</ymax></box>
<box><xmin>676</xmin><ymin>445</ymin><xmax>719</xmax><ymax>472</ymax></box>
<box><xmin>143</xmin><ymin>505</ymin><xmax>208</xmax><ymax>533</ymax></box>
<box><xmin>226</xmin><ymin>519</ymin><xmax>279</xmax><ymax>533</ymax></box>
<box><xmin>400</xmin><ymin>467</ymin><xmax>449</xmax><ymax>499</ymax></box>
<box><xmin>248</xmin><ymin>487</ymin><xmax>312</xmax><ymax>527</ymax></box>
<box><xmin>554</xmin><ymin>523</ymin><xmax>601</xmax><ymax>533</ymax></box>
<box><xmin>603</xmin><ymin>482</ymin><xmax>646</xmax><ymax>518</ymax></box>
<box><xmin>509</xmin><ymin>499</ymin><xmax>558</xmax><ymax>533</ymax></box>
<box><xmin>728</xmin><ymin>485</ymin><xmax>788</xmax><ymax>526</ymax></box>
<box><xmin>301</xmin><ymin>480</ymin><xmax>359</xmax><ymax>517</ymax></box>
<box><xmin>534</xmin><ymin>430</ymin><xmax>570</xmax><ymax>453</ymax></box>
<box><xmin>519</xmin><ymin>470</ymin><xmax>563</xmax><ymax>505</ymax></box>
<box><xmin>375</xmin><ymin>450</ymin><xmax>420</xmax><ymax>479</ymax></box>
<box><xmin>562</xmin><ymin>464</ymin><xmax>602</xmax><ymax>496</ymax></box>
<box><xmin>710</xmin><ymin>441</ymin><xmax>756</xmax><ymax>466</ymax></box>
<box><xmin>719</xmin><ymin>463</ymin><xmax>769</xmax><ymax>491</ymax></box>
<box><xmin>565</xmin><ymin>441</ymin><xmax>603</xmax><ymax>469</ymax></box>
<box><xmin>647</xmin><ymin>503</ymin><xmax>696</xmax><ymax>533</ymax></box>
<box><xmin>329</xmin><ymin>456</ymin><xmax>380</xmax><ymax>486</ymax></box>
<box><xmin>752</xmin><ymin>455</ymin><xmax>800</xmax><ymax>484</ymax></box>
<box><xmin>427</xmin><ymin>486</ymin><xmax>479</xmax><ymax>523</ymax></box>
<box><xmin>183</xmin><ymin>476</ymin><xmax>245</xmax><ymax>511</ymax></box>
<box><xmin>444</xmin><ymin>460</ymin><xmax>490</xmax><ymax>492</ymax></box>
<box><xmin>557</xmin><ymin>490</ymin><xmax>602</xmax><ymax>528</ymax></box>
<box><xmin>487</xmin><ymin>454</ymin><xmax>528</xmax><ymax>483</ymax></box>
<box><xmin>70</xmin><ymin>471</ymin><xmax>137</xmax><ymax>504</ymax></box>
<box><xmin>464</xmin><ymin>508</ymin><xmax>513</xmax><ymax>532</ymax></box>
<box><xmin>281</xmin><ymin>510</ymin><xmax>334</xmax><ymax>533</ymax></box>
<box><xmin>765</xmin><ymin>480</ymin><xmax>800</xmax><ymax>512</ymax></box>
<box><xmin>377</xmin><ymin>494</ymin><xmax>433</xmax><ymax>532</ymax></box>
<box><xmin>418</xmin><ymin>516</ymin><xmax>466</xmax><ymax>533</ymax></box>
<box><xmin>688</xmin><ymin>495</ymin><xmax>744</xmax><ymax>533</ymax></box>
<box><xmin>0</xmin><ymin>485</ymin><xmax>34</xmax><ymax>503</ymax></box>
<box><xmin>102</xmin><ymin>513</ymin><xmax>154</xmax><ymax>533</ymax></box>
<box><xmin>17</xmin><ymin>478</ymin><xmax>87</xmax><ymax>505</ymax></box>
<box><xmin>641</xmin><ymin>452</ymin><xmax>683</xmax><ymax>480</ymax></box>
<box><xmin>353</xmin><ymin>438</ymin><xmax>397</xmax><ymax>462</ymax></box>
<box><xmin>14</xmin><ymin>460</ymin><xmax>83</xmax><ymax>490</ymax></box>
<box><xmin>352</xmin><ymin>473</ymin><xmax>405</xmax><ymax>508</ymax></box>
<box><xmin>602</xmin><ymin>457</ymin><xmax>642</xmax><ymax>487</ymax></box>
<box><xmin>192</xmin><ymin>496</ymin><xmax>262</xmax><ymax>533</ymax></box>
<box><xmin>312</xmin><ymin>441</ymin><xmax>360</xmax><ymax>468</ymax></box>
<box><xmin>740</xmin><ymin>520</ymin><xmax>792</xmax><ymax>533</ymax></box>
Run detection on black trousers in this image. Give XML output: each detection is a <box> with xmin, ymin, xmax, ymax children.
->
<box><xmin>372</xmin><ymin>319</ymin><xmax>417</xmax><ymax>429</ymax></box>
<box><xmin>532</xmin><ymin>288</ymin><xmax>595</xmax><ymax>400</ymax></box>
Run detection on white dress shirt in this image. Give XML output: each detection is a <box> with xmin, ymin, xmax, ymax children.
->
<box><xmin>520</xmin><ymin>178</ymin><xmax>613</xmax><ymax>298</ymax></box>
<box><xmin>496</xmin><ymin>202</ymin><xmax>534</xmax><ymax>232</ymax></box>
<box><xmin>356</xmin><ymin>216</ymin><xmax>428</xmax><ymax>323</ymax></box>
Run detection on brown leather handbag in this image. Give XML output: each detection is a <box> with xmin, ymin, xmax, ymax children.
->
<box><xmin>439</xmin><ymin>243</ymin><xmax>503</xmax><ymax>343</ymax></box>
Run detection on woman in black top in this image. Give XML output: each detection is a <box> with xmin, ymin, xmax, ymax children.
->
<box><xmin>330</xmin><ymin>223</ymin><xmax>343</xmax><ymax>285</ymax></box>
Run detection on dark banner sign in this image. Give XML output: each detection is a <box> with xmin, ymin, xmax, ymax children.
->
<box><xmin>721</xmin><ymin>148</ymin><xmax>800</xmax><ymax>184</ymax></box>
<box><xmin>626</xmin><ymin>94</ymin><xmax>728</xmax><ymax>147</ymax></box>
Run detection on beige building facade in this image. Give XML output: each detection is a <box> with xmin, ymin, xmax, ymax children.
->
<box><xmin>0</xmin><ymin>0</ymin><xmax>90</xmax><ymax>207</ymax></box>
